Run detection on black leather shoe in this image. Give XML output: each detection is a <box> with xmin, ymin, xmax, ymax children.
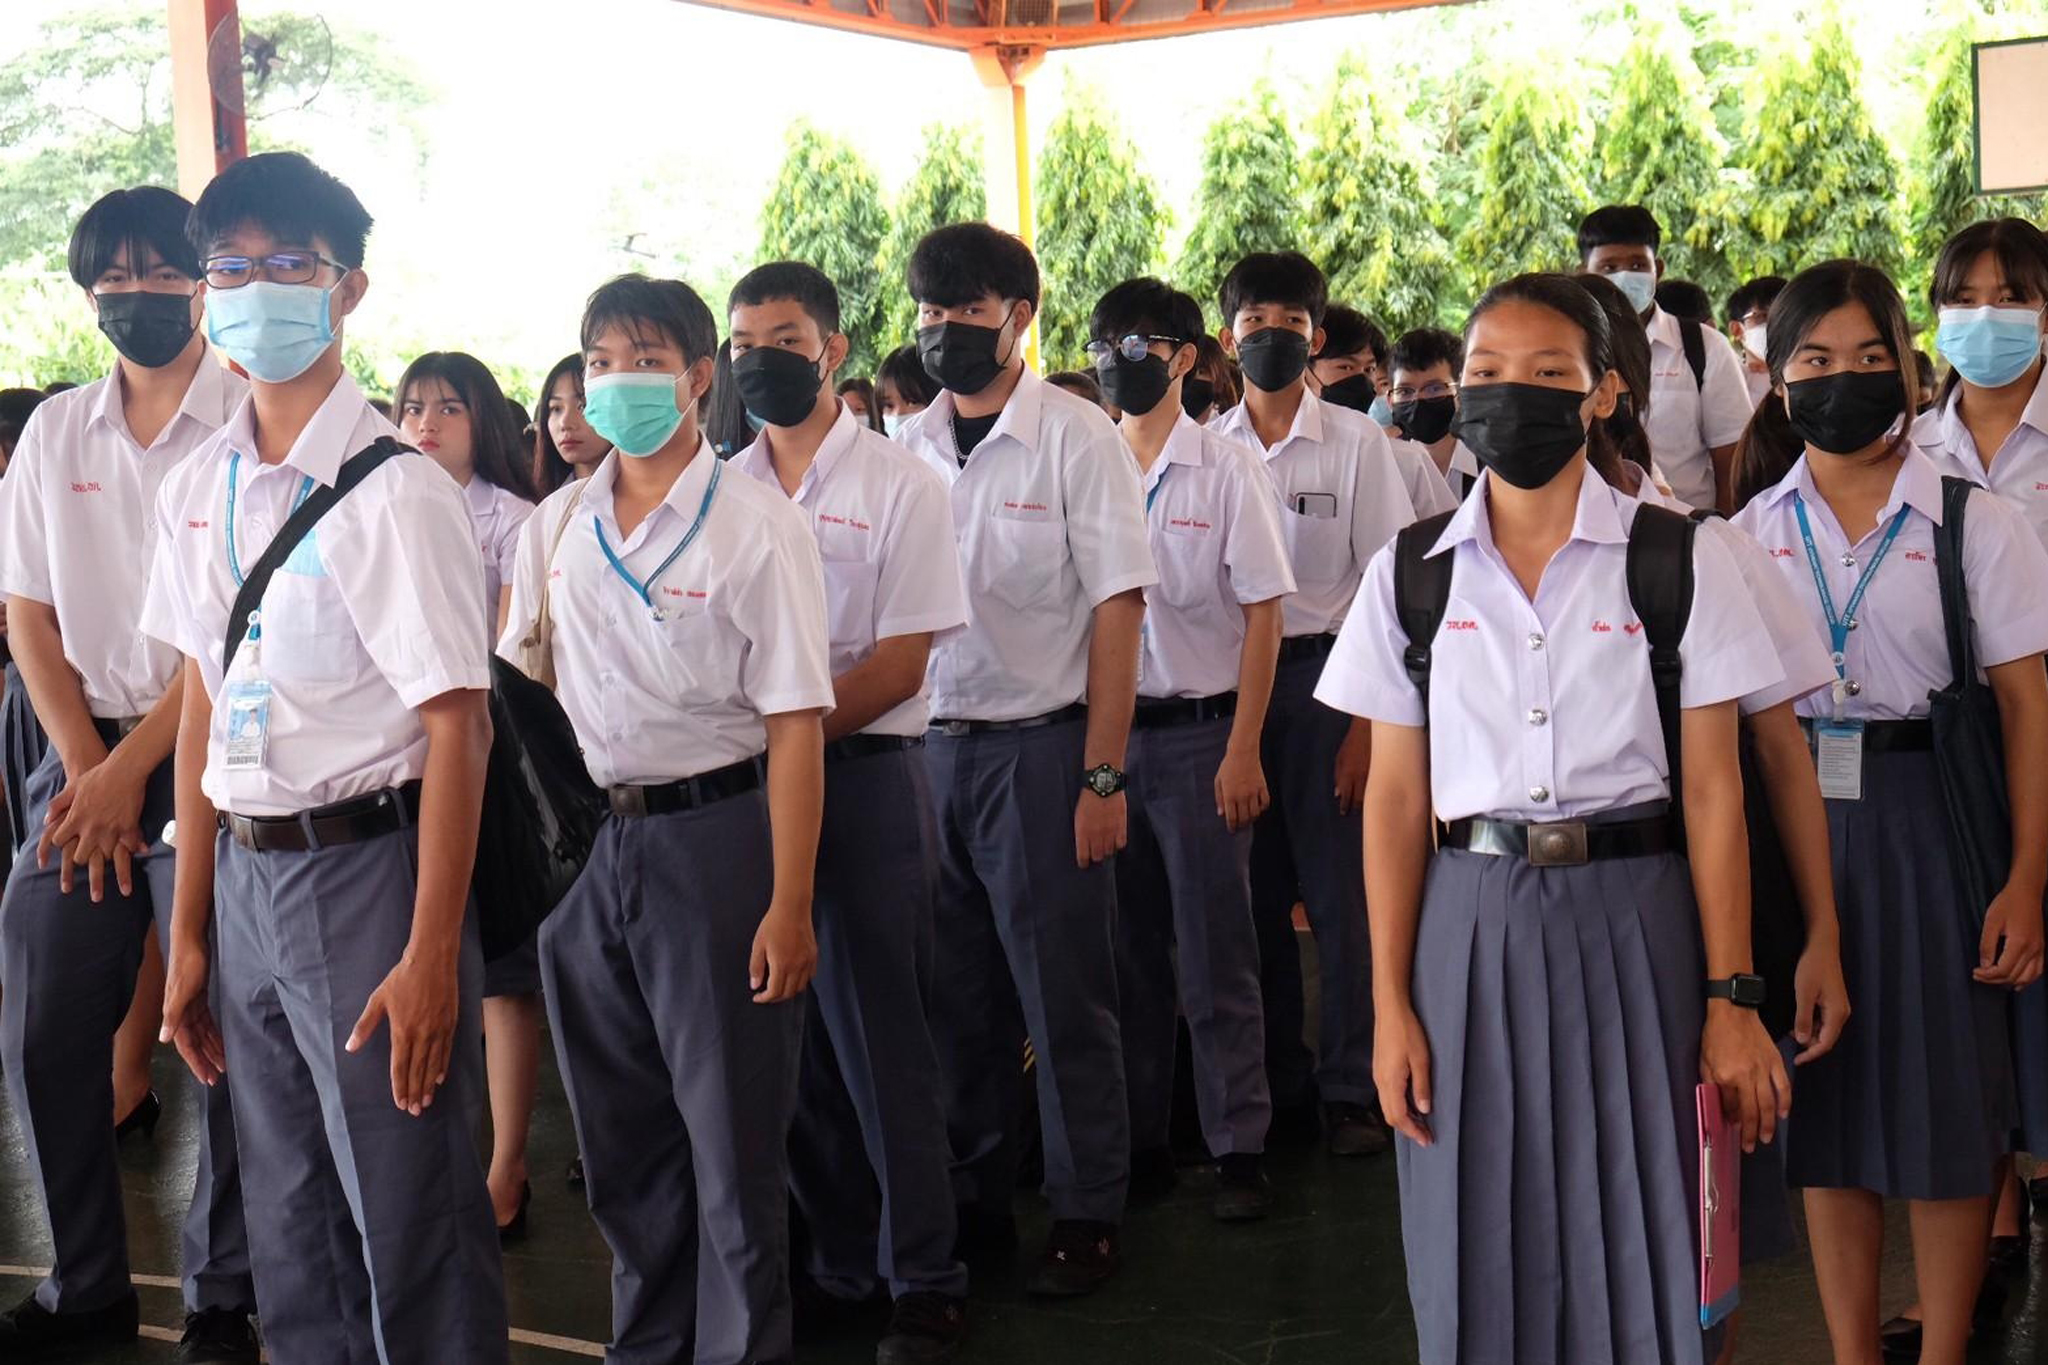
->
<box><xmin>1879</xmin><ymin>1277</ymin><xmax>2012</xmax><ymax>1358</ymax></box>
<box><xmin>171</xmin><ymin>1307</ymin><xmax>259</xmax><ymax>1364</ymax></box>
<box><xmin>951</xmin><ymin>1203</ymin><xmax>1018</xmax><ymax>1265</ymax></box>
<box><xmin>875</xmin><ymin>1292</ymin><xmax>966</xmax><ymax>1365</ymax></box>
<box><xmin>0</xmin><ymin>1291</ymin><xmax>139</xmax><ymax>1357</ymax></box>
<box><xmin>1325</xmin><ymin>1102</ymin><xmax>1392</xmax><ymax>1158</ymax></box>
<box><xmin>1025</xmin><ymin>1220</ymin><xmax>1119</xmax><ymax>1297</ymax></box>
<box><xmin>497</xmin><ymin>1181</ymin><xmax>532</xmax><ymax>1244</ymax></box>
<box><xmin>114</xmin><ymin>1089</ymin><xmax>161</xmax><ymax>1141</ymax></box>
<box><xmin>1212</xmin><ymin>1153</ymin><xmax>1274</xmax><ymax>1222</ymax></box>
<box><xmin>1128</xmin><ymin>1145</ymin><xmax>1178</xmax><ymax>1203</ymax></box>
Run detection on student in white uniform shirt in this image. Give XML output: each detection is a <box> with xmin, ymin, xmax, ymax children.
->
<box><xmin>0</xmin><ymin>187</ymin><xmax>259</xmax><ymax>1362</ymax></box>
<box><xmin>1307</xmin><ymin>304</ymin><xmax>1457</xmax><ymax>517</ymax></box>
<box><xmin>1387</xmin><ymin>328</ymin><xmax>1480</xmax><ymax>500</ymax></box>
<box><xmin>1728</xmin><ymin>276</ymin><xmax>1787</xmax><ymax>411</ymax></box>
<box><xmin>893</xmin><ymin>222</ymin><xmax>1156</xmax><ymax>1297</ymax></box>
<box><xmin>1209</xmin><ymin>251</ymin><xmax>1424</xmax><ymax>1157</ymax></box>
<box><xmin>500</xmin><ymin>273</ymin><xmax>832</xmax><ymax>1364</ymax></box>
<box><xmin>1323</xmin><ymin>272</ymin><xmax>1792</xmax><ymax>1365</ymax></box>
<box><xmin>726</xmin><ymin>261</ymin><xmax>972</xmax><ymax>1365</ymax></box>
<box><xmin>1579</xmin><ymin>205</ymin><xmax>1753</xmax><ymax>512</ymax></box>
<box><xmin>142</xmin><ymin>151</ymin><xmax>509</xmax><ymax>1364</ymax></box>
<box><xmin>1086</xmin><ymin>278</ymin><xmax>1296</xmax><ymax>1222</ymax></box>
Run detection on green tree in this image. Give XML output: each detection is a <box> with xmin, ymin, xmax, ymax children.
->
<box><xmin>1034</xmin><ymin>93</ymin><xmax>1167</xmax><ymax>369</ymax></box>
<box><xmin>877</xmin><ymin>124</ymin><xmax>985</xmax><ymax>342</ymax></box>
<box><xmin>1731</xmin><ymin>24</ymin><xmax>1903</xmax><ymax>282</ymax></box>
<box><xmin>1459</xmin><ymin>73</ymin><xmax>1592</xmax><ymax>283</ymax></box>
<box><xmin>1175</xmin><ymin>83</ymin><xmax>1300</xmax><ymax>326</ymax></box>
<box><xmin>1298</xmin><ymin>56</ymin><xmax>1459</xmax><ymax>336</ymax></box>
<box><xmin>757</xmin><ymin>121</ymin><xmax>893</xmax><ymax>376</ymax></box>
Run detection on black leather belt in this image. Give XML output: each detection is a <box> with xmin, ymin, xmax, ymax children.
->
<box><xmin>1278</xmin><ymin>634</ymin><xmax>1337</xmax><ymax>664</ymax></box>
<box><xmin>1800</xmin><ymin>718</ymin><xmax>1932</xmax><ymax>752</ymax></box>
<box><xmin>824</xmin><ymin>733</ymin><xmax>924</xmax><ymax>764</ymax></box>
<box><xmin>221</xmin><ymin>781</ymin><xmax>422</xmax><ymax>854</ymax></box>
<box><xmin>1133</xmin><ymin>693</ymin><xmax>1238</xmax><ymax>729</ymax></box>
<box><xmin>930</xmin><ymin>702</ymin><xmax>1087</xmax><ymax>738</ymax></box>
<box><xmin>1443</xmin><ymin>815</ymin><xmax>1673</xmax><ymax>867</ymax></box>
<box><xmin>92</xmin><ymin>716</ymin><xmax>143</xmax><ymax>746</ymax></box>
<box><xmin>608</xmin><ymin>756</ymin><xmax>763</xmax><ymax>817</ymax></box>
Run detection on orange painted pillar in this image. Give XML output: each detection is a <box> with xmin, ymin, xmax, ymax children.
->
<box><xmin>968</xmin><ymin>43</ymin><xmax>1045</xmax><ymax>370</ymax></box>
<box><xmin>168</xmin><ymin>0</ymin><xmax>248</xmax><ymax>199</ymax></box>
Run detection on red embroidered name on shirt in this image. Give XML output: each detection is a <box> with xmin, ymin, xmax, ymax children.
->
<box><xmin>1592</xmin><ymin>620</ymin><xmax>1614</xmax><ymax>633</ymax></box>
<box><xmin>1904</xmin><ymin>550</ymin><xmax>1929</xmax><ymax>562</ymax></box>
<box><xmin>2036</xmin><ymin>483</ymin><xmax>2048</xmax><ymax>492</ymax></box>
<box><xmin>68</xmin><ymin>481</ymin><xmax>103</xmax><ymax>494</ymax></box>
<box><xmin>1771</xmin><ymin>547</ymin><xmax>1796</xmax><ymax>559</ymax></box>
<box><xmin>1623</xmin><ymin>622</ymin><xmax>1644</xmax><ymax>636</ymax></box>
<box><xmin>1003</xmin><ymin>500</ymin><xmax>1049</xmax><ymax>512</ymax></box>
<box><xmin>817</xmin><ymin>513</ymin><xmax>872</xmax><ymax>532</ymax></box>
<box><xmin>1166</xmin><ymin>517</ymin><xmax>1214</xmax><ymax>531</ymax></box>
<box><xmin>187</xmin><ymin>519</ymin><xmax>209</xmax><ymax>529</ymax></box>
<box><xmin>1444</xmin><ymin>620</ymin><xmax>1478</xmax><ymax>631</ymax></box>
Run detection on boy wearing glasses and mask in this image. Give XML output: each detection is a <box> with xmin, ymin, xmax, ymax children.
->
<box><xmin>141</xmin><ymin>152</ymin><xmax>509</xmax><ymax>1362</ymax></box>
<box><xmin>1087</xmin><ymin>278</ymin><xmax>1295</xmax><ymax>1222</ymax></box>
<box><xmin>1307</xmin><ymin>305</ymin><xmax>1455</xmax><ymax>518</ymax></box>
<box><xmin>0</xmin><ymin>187</ymin><xmax>258</xmax><ymax>1362</ymax></box>
<box><xmin>1388</xmin><ymin>328</ymin><xmax>1479</xmax><ymax>500</ymax></box>
<box><xmin>893</xmin><ymin>222</ymin><xmax>1156</xmax><ymax>1296</ymax></box>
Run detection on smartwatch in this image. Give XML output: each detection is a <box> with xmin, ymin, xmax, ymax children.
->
<box><xmin>1705</xmin><ymin>974</ymin><xmax>1767</xmax><ymax>1010</ymax></box>
<box><xmin>1082</xmin><ymin>763</ymin><xmax>1127</xmax><ymax>799</ymax></box>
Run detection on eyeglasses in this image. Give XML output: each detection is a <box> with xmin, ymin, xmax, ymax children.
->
<box><xmin>1084</xmin><ymin>334</ymin><xmax>1184</xmax><ymax>366</ymax></box>
<box><xmin>1387</xmin><ymin>380</ymin><xmax>1458</xmax><ymax>403</ymax></box>
<box><xmin>201</xmin><ymin>251</ymin><xmax>352</xmax><ymax>290</ymax></box>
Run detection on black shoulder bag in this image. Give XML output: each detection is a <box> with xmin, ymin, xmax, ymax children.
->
<box><xmin>1929</xmin><ymin>476</ymin><xmax>2012</xmax><ymax>927</ymax></box>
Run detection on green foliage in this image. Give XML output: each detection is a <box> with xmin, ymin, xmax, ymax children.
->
<box><xmin>878</xmin><ymin>124</ymin><xmax>985</xmax><ymax>345</ymax></box>
<box><xmin>757</xmin><ymin>121</ymin><xmax>893</xmax><ymax>376</ymax></box>
<box><xmin>1175</xmin><ymin>83</ymin><xmax>1301</xmax><ymax>326</ymax></box>
<box><xmin>0</xmin><ymin>271</ymin><xmax>112</xmax><ymax>387</ymax></box>
<box><xmin>1034</xmin><ymin>91</ymin><xmax>1166</xmax><ymax>370</ymax></box>
<box><xmin>1459</xmin><ymin>73</ymin><xmax>1591</xmax><ymax>282</ymax></box>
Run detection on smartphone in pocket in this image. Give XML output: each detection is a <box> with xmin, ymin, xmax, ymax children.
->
<box><xmin>1292</xmin><ymin>492</ymin><xmax>1339</xmax><ymax>519</ymax></box>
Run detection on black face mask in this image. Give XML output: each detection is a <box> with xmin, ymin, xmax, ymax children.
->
<box><xmin>731</xmin><ymin>345</ymin><xmax>826</xmax><ymax>429</ymax></box>
<box><xmin>1392</xmin><ymin>395</ymin><xmax>1458</xmax><ymax>445</ymax></box>
<box><xmin>1098</xmin><ymin>354</ymin><xmax>1173</xmax><ymax>417</ymax></box>
<box><xmin>1784</xmin><ymin>370</ymin><xmax>1906</xmax><ymax>455</ymax></box>
<box><xmin>1235</xmin><ymin>328</ymin><xmax>1311</xmax><ymax>393</ymax></box>
<box><xmin>96</xmin><ymin>290</ymin><xmax>197</xmax><ymax>369</ymax></box>
<box><xmin>1318</xmin><ymin>373</ymin><xmax>1378</xmax><ymax>414</ymax></box>
<box><xmin>917</xmin><ymin>311</ymin><xmax>1016</xmax><ymax>396</ymax></box>
<box><xmin>1180</xmin><ymin>375</ymin><xmax>1216</xmax><ymax>420</ymax></box>
<box><xmin>1454</xmin><ymin>382</ymin><xmax>1590</xmax><ymax>491</ymax></box>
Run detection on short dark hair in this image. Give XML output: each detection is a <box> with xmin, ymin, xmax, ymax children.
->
<box><xmin>580</xmin><ymin>273</ymin><xmax>718</xmax><ymax>367</ymax></box>
<box><xmin>876</xmin><ymin>342</ymin><xmax>940</xmax><ymax>408</ymax></box>
<box><xmin>1576</xmin><ymin>204</ymin><xmax>1662</xmax><ymax>260</ymax></box>
<box><xmin>1219</xmin><ymin>251</ymin><xmax>1328</xmax><ymax>328</ymax></box>
<box><xmin>1654</xmin><ymin>278</ymin><xmax>1715</xmax><ymax>326</ymax></box>
<box><xmin>1045</xmin><ymin>370</ymin><xmax>1106</xmax><ymax>407</ymax></box>
<box><xmin>1389</xmin><ymin>327</ymin><xmax>1463</xmax><ymax>377</ymax></box>
<box><xmin>68</xmin><ymin>186</ymin><xmax>199</xmax><ymax>288</ymax></box>
<box><xmin>0</xmin><ymin>386</ymin><xmax>46</xmax><ymax>458</ymax></box>
<box><xmin>1314</xmin><ymin>305</ymin><xmax>1387</xmax><ymax>364</ymax></box>
<box><xmin>1089</xmin><ymin>277</ymin><xmax>1205</xmax><ymax>348</ymax></box>
<box><xmin>906</xmin><ymin>222</ymin><xmax>1040</xmax><ymax>309</ymax></box>
<box><xmin>1726</xmin><ymin>276</ymin><xmax>1787</xmax><ymax>324</ymax></box>
<box><xmin>729</xmin><ymin>261</ymin><xmax>841</xmax><ymax>337</ymax></box>
<box><xmin>394</xmin><ymin>351</ymin><xmax>539</xmax><ymax>501</ymax></box>
<box><xmin>186</xmin><ymin>151</ymin><xmax>373</xmax><ymax>267</ymax></box>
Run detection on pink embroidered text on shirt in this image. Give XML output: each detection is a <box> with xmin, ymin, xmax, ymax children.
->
<box><xmin>1002</xmin><ymin>500</ymin><xmax>1050</xmax><ymax>513</ymax></box>
<box><xmin>1592</xmin><ymin>620</ymin><xmax>1614</xmax><ymax>633</ymax></box>
<box><xmin>1771</xmin><ymin>547</ymin><xmax>1796</xmax><ymax>559</ymax></box>
<box><xmin>1904</xmin><ymin>550</ymin><xmax>1930</xmax><ymax>562</ymax></box>
<box><xmin>69</xmin><ymin>481</ymin><xmax>103</xmax><ymax>494</ymax></box>
<box><xmin>816</xmin><ymin>513</ymin><xmax>872</xmax><ymax>532</ymax></box>
<box><xmin>1167</xmin><ymin>517</ymin><xmax>1215</xmax><ymax>531</ymax></box>
<box><xmin>1444</xmin><ymin>620</ymin><xmax>1479</xmax><ymax>631</ymax></box>
<box><xmin>187</xmin><ymin>519</ymin><xmax>209</xmax><ymax>530</ymax></box>
<box><xmin>1623</xmin><ymin>622</ymin><xmax>1645</xmax><ymax>636</ymax></box>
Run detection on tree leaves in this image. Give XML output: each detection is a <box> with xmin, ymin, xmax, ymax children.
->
<box><xmin>1175</xmin><ymin>82</ymin><xmax>1301</xmax><ymax>328</ymax></box>
<box><xmin>1459</xmin><ymin>74</ymin><xmax>1592</xmax><ymax>284</ymax></box>
<box><xmin>758</xmin><ymin>120</ymin><xmax>892</xmax><ymax>376</ymax></box>
<box><xmin>1035</xmin><ymin>85</ymin><xmax>1166</xmax><ymax>369</ymax></box>
<box><xmin>879</xmin><ymin>123</ymin><xmax>986</xmax><ymax>343</ymax></box>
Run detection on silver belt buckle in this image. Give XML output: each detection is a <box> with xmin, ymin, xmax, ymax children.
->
<box><xmin>1527</xmin><ymin>820</ymin><xmax>1589</xmax><ymax>867</ymax></box>
<box><xmin>608</xmin><ymin>785</ymin><xmax>649</xmax><ymax>818</ymax></box>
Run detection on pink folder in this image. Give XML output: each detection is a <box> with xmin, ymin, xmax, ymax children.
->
<box><xmin>1697</xmin><ymin>1083</ymin><xmax>1741</xmax><ymax>1329</ymax></box>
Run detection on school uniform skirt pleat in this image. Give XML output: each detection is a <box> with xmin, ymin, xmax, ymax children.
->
<box><xmin>1784</xmin><ymin>748</ymin><xmax>2013</xmax><ymax>1200</ymax></box>
<box><xmin>1</xmin><ymin>663</ymin><xmax>48</xmax><ymax>859</ymax></box>
<box><xmin>1398</xmin><ymin>804</ymin><xmax>1716</xmax><ymax>1365</ymax></box>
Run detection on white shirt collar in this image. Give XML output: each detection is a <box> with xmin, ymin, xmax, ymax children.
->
<box><xmin>88</xmin><ymin>344</ymin><xmax>236</xmax><ymax>448</ymax></box>
<box><xmin>218</xmin><ymin>371</ymin><xmax>374</xmax><ymax>486</ymax></box>
<box><xmin>1429</xmin><ymin>462</ymin><xmax>1630</xmax><ymax>558</ymax></box>
<box><xmin>1758</xmin><ymin>444</ymin><xmax>1948</xmax><ymax>527</ymax></box>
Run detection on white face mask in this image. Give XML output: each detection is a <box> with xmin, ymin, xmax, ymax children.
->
<box><xmin>882</xmin><ymin>412</ymin><xmax>905</xmax><ymax>439</ymax></box>
<box><xmin>1609</xmin><ymin>270</ymin><xmax>1658</xmax><ymax>315</ymax></box>
<box><xmin>1741</xmin><ymin>323</ymin><xmax>1768</xmax><ymax>364</ymax></box>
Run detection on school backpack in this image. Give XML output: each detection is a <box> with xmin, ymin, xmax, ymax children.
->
<box><xmin>1679</xmin><ymin>317</ymin><xmax>1709</xmax><ymax>392</ymax></box>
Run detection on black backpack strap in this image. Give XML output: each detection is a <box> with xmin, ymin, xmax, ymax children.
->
<box><xmin>1392</xmin><ymin>510</ymin><xmax>1459</xmax><ymax>709</ymax></box>
<box><xmin>223</xmin><ymin>437</ymin><xmax>412</xmax><ymax>673</ymax></box>
<box><xmin>1625</xmin><ymin>504</ymin><xmax>1698</xmax><ymax>838</ymax></box>
<box><xmin>1936</xmin><ymin>476</ymin><xmax>1976</xmax><ymax>686</ymax></box>
<box><xmin>1680</xmin><ymin>318</ymin><xmax>1708</xmax><ymax>392</ymax></box>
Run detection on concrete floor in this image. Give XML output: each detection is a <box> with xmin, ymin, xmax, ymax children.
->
<box><xmin>3</xmin><ymin>1041</ymin><xmax>2046</xmax><ymax>1361</ymax></box>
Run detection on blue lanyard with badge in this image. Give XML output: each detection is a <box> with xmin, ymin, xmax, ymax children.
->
<box><xmin>221</xmin><ymin>451</ymin><xmax>314</xmax><ymax>772</ymax></box>
<box><xmin>1794</xmin><ymin>493</ymin><xmax>1909</xmax><ymax>801</ymax></box>
<box><xmin>593</xmin><ymin>459</ymin><xmax>722</xmax><ymax>620</ymax></box>
<box><xmin>1137</xmin><ymin>466</ymin><xmax>1171</xmax><ymax>690</ymax></box>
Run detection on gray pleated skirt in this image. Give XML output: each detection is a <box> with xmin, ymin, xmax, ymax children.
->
<box><xmin>1784</xmin><ymin>748</ymin><xmax>2013</xmax><ymax>1200</ymax></box>
<box><xmin>1398</xmin><ymin>804</ymin><xmax>1716</xmax><ymax>1365</ymax></box>
<box><xmin>2</xmin><ymin>664</ymin><xmax>48</xmax><ymax>860</ymax></box>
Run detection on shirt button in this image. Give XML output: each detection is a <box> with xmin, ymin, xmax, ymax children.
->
<box><xmin>1528</xmin><ymin>708</ymin><xmax>1548</xmax><ymax>726</ymax></box>
<box><xmin>1528</xmin><ymin>632</ymin><xmax>1545</xmax><ymax>651</ymax></box>
<box><xmin>1529</xmin><ymin>785</ymin><xmax>1551</xmax><ymax>803</ymax></box>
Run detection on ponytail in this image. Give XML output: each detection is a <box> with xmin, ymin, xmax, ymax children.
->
<box><xmin>1732</xmin><ymin>391</ymin><xmax>1801</xmax><ymax>512</ymax></box>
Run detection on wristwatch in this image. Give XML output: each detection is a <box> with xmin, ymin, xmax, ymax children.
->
<box><xmin>1081</xmin><ymin>763</ymin><xmax>1127</xmax><ymax>798</ymax></box>
<box><xmin>1705</xmin><ymin>974</ymin><xmax>1767</xmax><ymax>1010</ymax></box>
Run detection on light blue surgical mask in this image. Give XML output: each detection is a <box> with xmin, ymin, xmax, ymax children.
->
<box><xmin>583</xmin><ymin>372</ymin><xmax>687</xmax><ymax>458</ymax></box>
<box><xmin>1367</xmin><ymin>393</ymin><xmax>1394</xmax><ymax>426</ymax></box>
<box><xmin>204</xmin><ymin>280</ymin><xmax>337</xmax><ymax>383</ymax></box>
<box><xmin>1608</xmin><ymin>270</ymin><xmax>1658</xmax><ymax>315</ymax></box>
<box><xmin>882</xmin><ymin>412</ymin><xmax>906</xmax><ymax>439</ymax></box>
<box><xmin>1936</xmin><ymin>305</ymin><xmax>2046</xmax><ymax>390</ymax></box>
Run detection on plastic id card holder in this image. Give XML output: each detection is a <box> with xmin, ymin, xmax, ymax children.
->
<box><xmin>223</xmin><ymin>678</ymin><xmax>273</xmax><ymax>772</ymax></box>
<box><xmin>1814</xmin><ymin>720</ymin><xmax>1864</xmax><ymax>802</ymax></box>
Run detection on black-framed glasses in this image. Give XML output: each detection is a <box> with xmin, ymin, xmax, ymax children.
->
<box><xmin>1084</xmin><ymin>334</ymin><xmax>1184</xmax><ymax>366</ymax></box>
<box><xmin>1388</xmin><ymin>380</ymin><xmax>1458</xmax><ymax>403</ymax></box>
<box><xmin>201</xmin><ymin>251</ymin><xmax>351</xmax><ymax>290</ymax></box>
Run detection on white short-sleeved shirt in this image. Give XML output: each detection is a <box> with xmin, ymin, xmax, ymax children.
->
<box><xmin>1732</xmin><ymin>447</ymin><xmax>2048</xmax><ymax>722</ymax></box>
<box><xmin>1743</xmin><ymin>364</ymin><xmax>1773</xmax><ymax>410</ymax></box>
<box><xmin>896</xmin><ymin>367</ymin><xmax>1158</xmax><ymax>723</ymax></box>
<box><xmin>498</xmin><ymin>441</ymin><xmax>835</xmax><ymax>787</ymax></box>
<box><xmin>1134</xmin><ymin>413</ymin><xmax>1298</xmax><ymax>700</ymax></box>
<box><xmin>1911</xmin><ymin>363</ymin><xmax>2048</xmax><ymax>552</ymax></box>
<box><xmin>734</xmin><ymin>406</ymin><xmax>968</xmax><ymax>736</ymax></box>
<box><xmin>139</xmin><ymin>374</ymin><xmax>491</xmax><ymax>817</ymax></box>
<box><xmin>0</xmin><ymin>352</ymin><xmax>246</xmax><ymax>718</ymax></box>
<box><xmin>1390</xmin><ymin>436</ymin><xmax>1459</xmax><ymax>518</ymax></box>
<box><xmin>1211</xmin><ymin>390</ymin><xmax>1422</xmax><ymax>639</ymax></box>
<box><xmin>1316</xmin><ymin>465</ymin><xmax>1784</xmax><ymax>822</ymax></box>
<box><xmin>460</xmin><ymin>475</ymin><xmax>534</xmax><ymax>614</ymax></box>
<box><xmin>1644</xmin><ymin>306</ymin><xmax>1755</xmax><ymax>509</ymax></box>
<box><xmin>1443</xmin><ymin>441</ymin><xmax>1482</xmax><ymax>502</ymax></box>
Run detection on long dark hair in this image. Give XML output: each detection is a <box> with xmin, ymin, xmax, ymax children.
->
<box><xmin>876</xmin><ymin>343</ymin><xmax>940</xmax><ymax>411</ymax></box>
<box><xmin>1462</xmin><ymin>272</ymin><xmax>1620</xmax><ymax>482</ymax></box>
<box><xmin>836</xmin><ymin>376</ymin><xmax>883</xmax><ymax>432</ymax></box>
<box><xmin>1575</xmin><ymin>272</ymin><xmax>1655</xmax><ymax>488</ymax></box>
<box><xmin>704</xmin><ymin>339</ymin><xmax>755</xmax><ymax>459</ymax></box>
<box><xmin>394</xmin><ymin>351</ymin><xmax>539</xmax><ymax>502</ymax></box>
<box><xmin>1732</xmin><ymin>259</ymin><xmax>1919</xmax><ymax>510</ymax></box>
<box><xmin>533</xmin><ymin>352</ymin><xmax>592</xmax><ymax>493</ymax></box>
<box><xmin>1928</xmin><ymin>218</ymin><xmax>2048</xmax><ymax>403</ymax></box>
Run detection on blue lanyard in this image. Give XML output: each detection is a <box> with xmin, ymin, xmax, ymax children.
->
<box><xmin>1144</xmin><ymin>465</ymin><xmax>1170</xmax><ymax>517</ymax></box>
<box><xmin>223</xmin><ymin>448</ymin><xmax>316</xmax><ymax>640</ymax></box>
<box><xmin>1792</xmin><ymin>493</ymin><xmax>1910</xmax><ymax>677</ymax></box>
<box><xmin>594</xmin><ymin>459</ymin><xmax>723</xmax><ymax>620</ymax></box>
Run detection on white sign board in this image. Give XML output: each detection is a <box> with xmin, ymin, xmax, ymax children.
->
<box><xmin>1976</xmin><ymin>37</ymin><xmax>2048</xmax><ymax>195</ymax></box>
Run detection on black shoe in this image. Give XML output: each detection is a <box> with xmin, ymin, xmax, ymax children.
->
<box><xmin>875</xmin><ymin>1292</ymin><xmax>966</xmax><ymax>1365</ymax></box>
<box><xmin>1212</xmin><ymin>1153</ymin><xmax>1274</xmax><ymax>1222</ymax></box>
<box><xmin>1267</xmin><ymin>1097</ymin><xmax>1323</xmax><ymax>1147</ymax></box>
<box><xmin>497</xmin><ymin>1181</ymin><xmax>532</xmax><ymax>1244</ymax></box>
<box><xmin>567</xmin><ymin>1156</ymin><xmax>584</xmax><ymax>1187</ymax></box>
<box><xmin>1325</xmin><ymin>1102</ymin><xmax>1391</xmax><ymax>1158</ymax></box>
<box><xmin>113</xmin><ymin>1090</ymin><xmax>161</xmax><ymax>1141</ymax></box>
<box><xmin>171</xmin><ymin>1307</ymin><xmax>259</xmax><ymax>1365</ymax></box>
<box><xmin>1990</xmin><ymin>1232</ymin><xmax>2028</xmax><ymax>1276</ymax></box>
<box><xmin>1025</xmin><ymin>1220</ymin><xmax>1119</xmax><ymax>1298</ymax></box>
<box><xmin>0</xmin><ymin>1291</ymin><xmax>139</xmax><ymax>1355</ymax></box>
<box><xmin>1878</xmin><ymin>1279</ymin><xmax>2012</xmax><ymax>1358</ymax></box>
<box><xmin>792</xmin><ymin>1276</ymin><xmax>889</xmax><ymax>1344</ymax></box>
<box><xmin>1128</xmin><ymin>1145</ymin><xmax>1178</xmax><ymax>1203</ymax></box>
<box><xmin>951</xmin><ymin>1203</ymin><xmax>1018</xmax><ymax>1265</ymax></box>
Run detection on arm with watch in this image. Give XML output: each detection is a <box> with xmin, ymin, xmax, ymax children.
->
<box><xmin>1075</xmin><ymin>588</ymin><xmax>1146</xmax><ymax>868</ymax></box>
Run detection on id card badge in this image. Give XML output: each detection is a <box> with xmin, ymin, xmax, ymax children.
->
<box><xmin>223</xmin><ymin>678</ymin><xmax>274</xmax><ymax>772</ymax></box>
<box><xmin>1814</xmin><ymin>719</ymin><xmax>1865</xmax><ymax>801</ymax></box>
